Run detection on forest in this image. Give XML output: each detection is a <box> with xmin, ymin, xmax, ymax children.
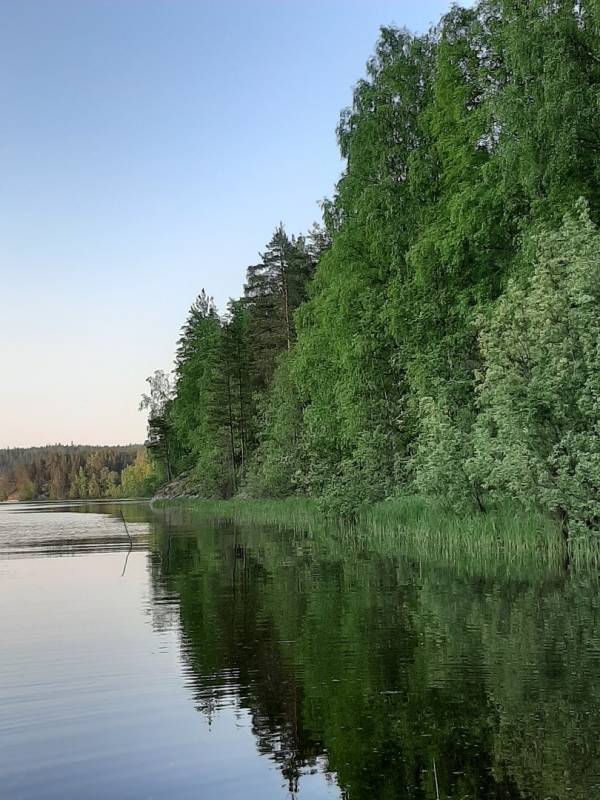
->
<box><xmin>0</xmin><ymin>445</ymin><xmax>159</xmax><ymax>501</ymax></box>
<box><xmin>144</xmin><ymin>0</ymin><xmax>600</xmax><ymax>543</ymax></box>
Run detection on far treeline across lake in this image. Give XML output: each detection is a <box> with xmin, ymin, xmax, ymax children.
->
<box><xmin>0</xmin><ymin>445</ymin><xmax>159</xmax><ymax>501</ymax></box>
<box><xmin>140</xmin><ymin>0</ymin><xmax>600</xmax><ymax>562</ymax></box>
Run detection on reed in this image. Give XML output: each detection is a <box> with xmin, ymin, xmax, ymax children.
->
<box><xmin>361</xmin><ymin>496</ymin><xmax>564</xmax><ymax>562</ymax></box>
<box><xmin>153</xmin><ymin>496</ymin><xmax>325</xmax><ymax>532</ymax></box>
<box><xmin>153</xmin><ymin>494</ymin><xmax>600</xmax><ymax>570</ymax></box>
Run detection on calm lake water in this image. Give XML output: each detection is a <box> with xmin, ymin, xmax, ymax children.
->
<box><xmin>1</xmin><ymin>502</ymin><xmax>600</xmax><ymax>800</ymax></box>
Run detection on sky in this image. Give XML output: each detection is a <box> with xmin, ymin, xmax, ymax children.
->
<box><xmin>1</xmin><ymin>0</ymin><xmax>462</xmax><ymax>448</ymax></box>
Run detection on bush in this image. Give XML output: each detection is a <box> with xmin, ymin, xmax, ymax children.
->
<box><xmin>473</xmin><ymin>202</ymin><xmax>600</xmax><ymax>538</ymax></box>
<box><xmin>413</xmin><ymin>395</ymin><xmax>484</xmax><ymax>512</ymax></box>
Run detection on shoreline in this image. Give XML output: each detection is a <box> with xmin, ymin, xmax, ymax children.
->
<box><xmin>151</xmin><ymin>495</ymin><xmax>599</xmax><ymax>570</ymax></box>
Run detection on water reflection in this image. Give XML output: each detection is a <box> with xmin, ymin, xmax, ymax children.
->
<box><xmin>145</xmin><ymin>509</ymin><xmax>600</xmax><ymax>800</ymax></box>
<box><xmin>0</xmin><ymin>501</ymin><xmax>150</xmax><ymax>557</ymax></box>
<box><xmin>1</xmin><ymin>502</ymin><xmax>600</xmax><ymax>799</ymax></box>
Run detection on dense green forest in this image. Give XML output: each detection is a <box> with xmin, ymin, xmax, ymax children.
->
<box><xmin>0</xmin><ymin>445</ymin><xmax>159</xmax><ymax>501</ymax></box>
<box><xmin>145</xmin><ymin>0</ymin><xmax>600</xmax><ymax>543</ymax></box>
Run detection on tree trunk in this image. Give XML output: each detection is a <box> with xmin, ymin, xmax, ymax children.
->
<box><xmin>226</xmin><ymin>373</ymin><xmax>237</xmax><ymax>494</ymax></box>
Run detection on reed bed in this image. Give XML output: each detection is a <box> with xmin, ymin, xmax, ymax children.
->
<box><xmin>153</xmin><ymin>495</ymin><xmax>600</xmax><ymax>570</ymax></box>
<box><xmin>153</xmin><ymin>496</ymin><xmax>325</xmax><ymax>532</ymax></box>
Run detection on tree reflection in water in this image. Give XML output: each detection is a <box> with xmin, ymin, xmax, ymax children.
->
<box><xmin>147</xmin><ymin>510</ymin><xmax>600</xmax><ymax>800</ymax></box>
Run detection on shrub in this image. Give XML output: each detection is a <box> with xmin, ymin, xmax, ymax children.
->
<box><xmin>473</xmin><ymin>202</ymin><xmax>600</xmax><ymax>538</ymax></box>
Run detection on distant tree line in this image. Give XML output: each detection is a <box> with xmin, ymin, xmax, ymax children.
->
<box><xmin>0</xmin><ymin>445</ymin><xmax>160</xmax><ymax>501</ymax></box>
<box><xmin>145</xmin><ymin>0</ymin><xmax>600</xmax><ymax>541</ymax></box>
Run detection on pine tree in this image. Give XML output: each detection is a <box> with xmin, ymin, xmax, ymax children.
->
<box><xmin>221</xmin><ymin>299</ymin><xmax>255</xmax><ymax>476</ymax></box>
<box><xmin>171</xmin><ymin>290</ymin><xmax>230</xmax><ymax>496</ymax></box>
<box><xmin>244</xmin><ymin>225</ymin><xmax>314</xmax><ymax>390</ymax></box>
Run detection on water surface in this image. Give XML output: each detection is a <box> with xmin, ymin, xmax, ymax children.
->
<box><xmin>1</xmin><ymin>502</ymin><xmax>599</xmax><ymax>799</ymax></box>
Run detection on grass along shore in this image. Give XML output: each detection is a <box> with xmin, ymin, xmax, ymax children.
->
<box><xmin>151</xmin><ymin>495</ymin><xmax>599</xmax><ymax>570</ymax></box>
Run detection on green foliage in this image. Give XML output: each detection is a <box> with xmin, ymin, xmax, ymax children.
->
<box><xmin>472</xmin><ymin>204</ymin><xmax>600</xmax><ymax>537</ymax></box>
<box><xmin>493</xmin><ymin>0</ymin><xmax>600</xmax><ymax>225</ymax></box>
<box><xmin>140</xmin><ymin>370</ymin><xmax>178</xmax><ymax>482</ymax></box>
<box><xmin>243</xmin><ymin>225</ymin><xmax>315</xmax><ymax>391</ymax></box>
<box><xmin>284</xmin><ymin>26</ymin><xmax>424</xmax><ymax>508</ymax></box>
<box><xmin>146</xmin><ymin>226</ymin><xmax>317</xmax><ymax>501</ymax></box>
<box><xmin>120</xmin><ymin>448</ymin><xmax>162</xmax><ymax>497</ymax></box>
<box><xmin>160</xmin><ymin>494</ymin><xmax>580</xmax><ymax>569</ymax></box>
<box><xmin>389</xmin><ymin>5</ymin><xmax>507</xmax><ymax>415</ymax></box>
<box><xmin>221</xmin><ymin>299</ymin><xmax>256</xmax><ymax>481</ymax></box>
<box><xmin>413</xmin><ymin>396</ymin><xmax>483</xmax><ymax>513</ymax></box>
<box><xmin>15</xmin><ymin>469</ymin><xmax>37</xmax><ymax>501</ymax></box>
<box><xmin>154</xmin><ymin>496</ymin><xmax>324</xmax><ymax>533</ymax></box>
<box><xmin>414</xmin><ymin>205</ymin><xmax>600</xmax><ymax>541</ymax></box>
<box><xmin>145</xmin><ymin>1</ymin><xmax>600</xmax><ymax>546</ymax></box>
<box><xmin>244</xmin><ymin>353</ymin><xmax>305</xmax><ymax>498</ymax></box>
<box><xmin>171</xmin><ymin>290</ymin><xmax>223</xmax><ymax>477</ymax></box>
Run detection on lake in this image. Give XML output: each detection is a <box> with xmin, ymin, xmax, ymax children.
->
<box><xmin>1</xmin><ymin>501</ymin><xmax>599</xmax><ymax>799</ymax></box>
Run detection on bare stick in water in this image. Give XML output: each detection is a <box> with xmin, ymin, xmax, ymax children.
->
<box><xmin>121</xmin><ymin>545</ymin><xmax>132</xmax><ymax>577</ymax></box>
<box><xmin>119</xmin><ymin>510</ymin><xmax>133</xmax><ymax>577</ymax></box>
<box><xmin>120</xmin><ymin>510</ymin><xmax>133</xmax><ymax>545</ymax></box>
<box><xmin>433</xmin><ymin>758</ymin><xmax>440</xmax><ymax>800</ymax></box>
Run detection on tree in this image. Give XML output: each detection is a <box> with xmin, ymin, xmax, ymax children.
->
<box><xmin>170</xmin><ymin>290</ymin><xmax>231</xmax><ymax>496</ymax></box>
<box><xmin>120</xmin><ymin>448</ymin><xmax>161</xmax><ymax>497</ymax></box>
<box><xmin>472</xmin><ymin>203</ymin><xmax>600</xmax><ymax>538</ymax></box>
<box><xmin>140</xmin><ymin>369</ymin><xmax>176</xmax><ymax>482</ymax></box>
<box><xmin>245</xmin><ymin>352</ymin><xmax>306</xmax><ymax>498</ymax></box>
<box><xmin>139</xmin><ymin>369</ymin><xmax>174</xmax><ymax>420</ymax></box>
<box><xmin>492</xmin><ymin>0</ymin><xmax>600</xmax><ymax>227</ymax></box>
<box><xmin>221</xmin><ymin>300</ymin><xmax>255</xmax><ymax>480</ymax></box>
<box><xmin>288</xmin><ymin>27</ymin><xmax>429</xmax><ymax>509</ymax></box>
<box><xmin>244</xmin><ymin>225</ymin><xmax>315</xmax><ymax>391</ymax></box>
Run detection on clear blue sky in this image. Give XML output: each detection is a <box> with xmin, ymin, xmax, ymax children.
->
<box><xmin>1</xmin><ymin>0</ymin><xmax>462</xmax><ymax>447</ymax></box>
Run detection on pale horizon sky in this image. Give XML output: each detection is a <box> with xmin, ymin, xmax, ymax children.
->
<box><xmin>1</xmin><ymin>0</ymin><xmax>462</xmax><ymax>448</ymax></box>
